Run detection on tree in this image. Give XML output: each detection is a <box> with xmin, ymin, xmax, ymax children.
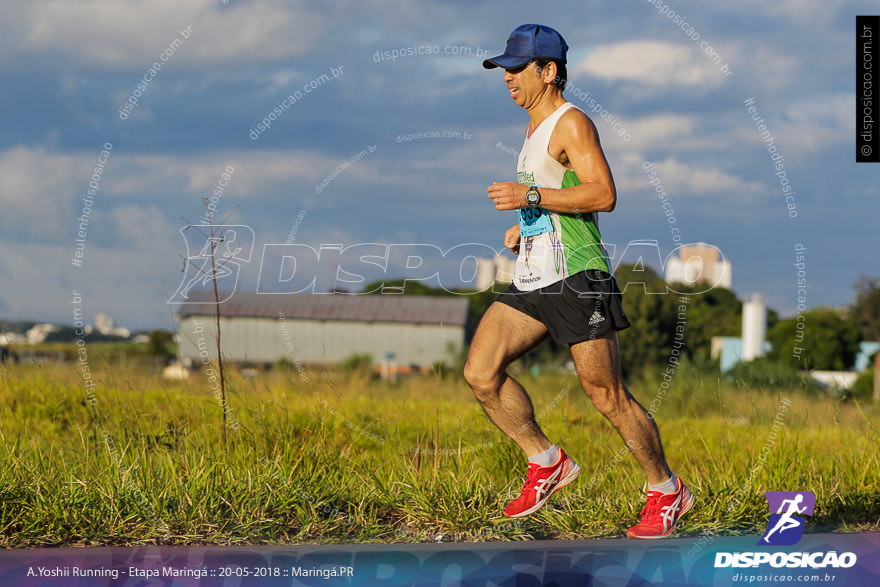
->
<box><xmin>674</xmin><ymin>285</ymin><xmax>742</xmax><ymax>358</ymax></box>
<box><xmin>767</xmin><ymin>308</ymin><xmax>862</xmax><ymax>371</ymax></box>
<box><xmin>615</xmin><ymin>264</ymin><xmax>682</xmax><ymax>378</ymax></box>
<box><xmin>148</xmin><ymin>329</ymin><xmax>175</xmax><ymax>358</ymax></box>
<box><xmin>851</xmin><ymin>275</ymin><xmax>880</xmax><ymax>341</ymax></box>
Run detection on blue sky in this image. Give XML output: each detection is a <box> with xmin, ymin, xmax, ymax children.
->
<box><xmin>0</xmin><ymin>0</ymin><xmax>876</xmax><ymax>329</ymax></box>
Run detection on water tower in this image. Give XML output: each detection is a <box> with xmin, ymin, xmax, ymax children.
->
<box><xmin>741</xmin><ymin>293</ymin><xmax>766</xmax><ymax>361</ymax></box>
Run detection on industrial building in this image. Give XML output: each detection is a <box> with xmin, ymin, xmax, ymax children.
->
<box><xmin>177</xmin><ymin>292</ymin><xmax>470</xmax><ymax>370</ymax></box>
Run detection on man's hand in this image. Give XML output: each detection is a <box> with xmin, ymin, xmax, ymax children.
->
<box><xmin>488</xmin><ymin>182</ymin><xmax>528</xmax><ymax>211</ymax></box>
<box><xmin>504</xmin><ymin>223</ymin><xmax>521</xmax><ymax>254</ymax></box>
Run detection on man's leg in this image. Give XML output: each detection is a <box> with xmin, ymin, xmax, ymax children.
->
<box><xmin>463</xmin><ymin>301</ymin><xmax>551</xmax><ymax>456</ymax></box>
<box><xmin>569</xmin><ymin>330</ymin><xmax>670</xmax><ymax>483</ymax></box>
<box><xmin>465</xmin><ymin>301</ymin><xmax>582</xmax><ymax>518</ymax></box>
<box><xmin>570</xmin><ymin>329</ymin><xmax>694</xmax><ymax>538</ymax></box>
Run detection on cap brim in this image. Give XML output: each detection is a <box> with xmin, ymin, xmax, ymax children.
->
<box><xmin>482</xmin><ymin>54</ymin><xmax>532</xmax><ymax>70</ymax></box>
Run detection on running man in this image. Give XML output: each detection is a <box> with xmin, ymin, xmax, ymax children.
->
<box><xmin>465</xmin><ymin>24</ymin><xmax>694</xmax><ymax>539</ymax></box>
<box><xmin>762</xmin><ymin>494</ymin><xmax>807</xmax><ymax>543</ymax></box>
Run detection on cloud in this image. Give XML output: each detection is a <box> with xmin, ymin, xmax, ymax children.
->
<box><xmin>727</xmin><ymin>42</ymin><xmax>801</xmax><ymax>92</ymax></box>
<box><xmin>614</xmin><ymin>114</ymin><xmax>696</xmax><ymax>151</ymax></box>
<box><xmin>0</xmin><ymin>144</ymin><xmax>343</xmax><ymax>197</ymax></box>
<box><xmin>0</xmin><ymin>146</ymin><xmax>80</xmax><ymax>239</ymax></box>
<box><xmin>105</xmin><ymin>204</ymin><xmax>180</xmax><ymax>250</ymax></box>
<box><xmin>733</xmin><ymin>0</ymin><xmax>839</xmax><ymax>24</ymax></box>
<box><xmin>0</xmin><ymin>0</ymin><xmax>326</xmax><ymax>69</ymax></box>
<box><xmin>738</xmin><ymin>93</ymin><xmax>851</xmax><ymax>159</ymax></box>
<box><xmin>107</xmin><ymin>150</ymin><xmax>337</xmax><ymax>199</ymax></box>
<box><xmin>613</xmin><ymin>153</ymin><xmax>766</xmax><ymax>203</ymax></box>
<box><xmin>0</xmin><ymin>145</ymin><xmax>360</xmax><ymax>252</ymax></box>
<box><xmin>571</xmin><ymin>41</ymin><xmax>729</xmax><ymax>90</ymax></box>
<box><xmin>778</xmin><ymin>94</ymin><xmax>851</xmax><ymax>152</ymax></box>
<box><xmin>647</xmin><ymin>157</ymin><xmax>766</xmax><ymax>197</ymax></box>
<box><xmin>0</xmin><ymin>242</ymin><xmax>78</xmax><ymax>322</ymax></box>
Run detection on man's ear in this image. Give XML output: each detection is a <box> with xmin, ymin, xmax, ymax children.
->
<box><xmin>543</xmin><ymin>61</ymin><xmax>558</xmax><ymax>84</ymax></box>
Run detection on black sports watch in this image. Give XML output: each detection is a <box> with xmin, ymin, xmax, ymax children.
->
<box><xmin>525</xmin><ymin>185</ymin><xmax>541</xmax><ymax>207</ymax></box>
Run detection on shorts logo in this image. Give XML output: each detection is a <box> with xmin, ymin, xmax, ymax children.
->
<box><xmin>759</xmin><ymin>491</ymin><xmax>815</xmax><ymax>546</ymax></box>
<box><xmin>588</xmin><ymin>311</ymin><xmax>605</xmax><ymax>326</ymax></box>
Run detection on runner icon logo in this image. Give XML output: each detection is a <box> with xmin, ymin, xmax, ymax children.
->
<box><xmin>759</xmin><ymin>491</ymin><xmax>816</xmax><ymax>546</ymax></box>
<box><xmin>168</xmin><ymin>225</ymin><xmax>255</xmax><ymax>304</ymax></box>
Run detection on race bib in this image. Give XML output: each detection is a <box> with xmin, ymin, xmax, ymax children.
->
<box><xmin>519</xmin><ymin>206</ymin><xmax>553</xmax><ymax>237</ymax></box>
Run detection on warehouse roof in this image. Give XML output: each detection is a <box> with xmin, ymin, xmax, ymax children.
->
<box><xmin>178</xmin><ymin>292</ymin><xmax>470</xmax><ymax>326</ymax></box>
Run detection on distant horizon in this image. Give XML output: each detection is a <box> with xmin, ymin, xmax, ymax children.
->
<box><xmin>0</xmin><ymin>273</ymin><xmax>866</xmax><ymax>332</ymax></box>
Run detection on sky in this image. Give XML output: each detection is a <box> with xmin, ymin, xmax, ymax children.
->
<box><xmin>0</xmin><ymin>0</ymin><xmax>876</xmax><ymax>330</ymax></box>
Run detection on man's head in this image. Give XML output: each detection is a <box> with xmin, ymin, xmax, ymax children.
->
<box><xmin>484</xmin><ymin>25</ymin><xmax>568</xmax><ymax>104</ymax></box>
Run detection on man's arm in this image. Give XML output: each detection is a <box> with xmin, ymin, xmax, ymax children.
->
<box><xmin>487</xmin><ymin>108</ymin><xmax>617</xmax><ymax>214</ymax></box>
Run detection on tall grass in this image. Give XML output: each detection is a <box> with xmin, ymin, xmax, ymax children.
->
<box><xmin>0</xmin><ymin>357</ymin><xmax>877</xmax><ymax>546</ymax></box>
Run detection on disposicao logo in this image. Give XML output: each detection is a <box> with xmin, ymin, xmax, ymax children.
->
<box><xmin>714</xmin><ymin>490</ymin><xmax>857</xmax><ymax>570</ymax></box>
<box><xmin>760</xmin><ymin>490</ymin><xmax>815</xmax><ymax>546</ymax></box>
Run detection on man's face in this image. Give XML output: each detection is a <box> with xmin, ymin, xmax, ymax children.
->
<box><xmin>503</xmin><ymin>61</ymin><xmax>549</xmax><ymax>108</ymax></box>
<box><xmin>504</xmin><ymin>61</ymin><xmax>544</xmax><ymax>108</ymax></box>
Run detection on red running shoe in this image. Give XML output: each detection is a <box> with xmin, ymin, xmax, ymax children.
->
<box><xmin>503</xmin><ymin>449</ymin><xmax>581</xmax><ymax>518</ymax></box>
<box><xmin>626</xmin><ymin>477</ymin><xmax>695</xmax><ymax>539</ymax></box>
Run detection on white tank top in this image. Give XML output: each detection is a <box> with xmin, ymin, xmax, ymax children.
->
<box><xmin>514</xmin><ymin>102</ymin><xmax>611</xmax><ymax>291</ymax></box>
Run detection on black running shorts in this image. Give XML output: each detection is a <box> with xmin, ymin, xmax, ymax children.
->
<box><xmin>495</xmin><ymin>270</ymin><xmax>631</xmax><ymax>345</ymax></box>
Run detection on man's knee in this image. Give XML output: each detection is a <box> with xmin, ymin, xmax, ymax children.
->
<box><xmin>581</xmin><ymin>380</ymin><xmax>626</xmax><ymax>421</ymax></box>
<box><xmin>464</xmin><ymin>359</ymin><xmax>501</xmax><ymax>400</ymax></box>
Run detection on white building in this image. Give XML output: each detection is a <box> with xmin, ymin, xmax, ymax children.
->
<box><xmin>93</xmin><ymin>313</ymin><xmax>131</xmax><ymax>338</ymax></box>
<box><xmin>741</xmin><ymin>294</ymin><xmax>767</xmax><ymax>361</ymax></box>
<box><xmin>475</xmin><ymin>255</ymin><xmax>517</xmax><ymax>291</ymax></box>
<box><xmin>177</xmin><ymin>292</ymin><xmax>470</xmax><ymax>370</ymax></box>
<box><xmin>94</xmin><ymin>312</ymin><xmax>114</xmax><ymax>334</ymax></box>
<box><xmin>665</xmin><ymin>243</ymin><xmax>732</xmax><ymax>288</ymax></box>
<box><xmin>0</xmin><ymin>332</ymin><xmax>26</xmax><ymax>345</ymax></box>
<box><xmin>26</xmin><ymin>324</ymin><xmax>57</xmax><ymax>344</ymax></box>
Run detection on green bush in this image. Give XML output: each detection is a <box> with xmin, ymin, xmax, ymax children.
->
<box><xmin>339</xmin><ymin>353</ymin><xmax>373</xmax><ymax>373</ymax></box>
<box><xmin>429</xmin><ymin>361</ymin><xmax>454</xmax><ymax>379</ymax></box>
<box><xmin>766</xmin><ymin>308</ymin><xmax>861</xmax><ymax>371</ymax></box>
<box><xmin>850</xmin><ymin>369</ymin><xmax>875</xmax><ymax>401</ymax></box>
<box><xmin>725</xmin><ymin>357</ymin><xmax>823</xmax><ymax>395</ymax></box>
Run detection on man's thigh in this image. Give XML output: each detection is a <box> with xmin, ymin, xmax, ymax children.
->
<box><xmin>468</xmin><ymin>301</ymin><xmax>549</xmax><ymax>370</ymax></box>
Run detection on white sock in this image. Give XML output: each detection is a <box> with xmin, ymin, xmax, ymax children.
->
<box><xmin>528</xmin><ymin>444</ymin><xmax>560</xmax><ymax>468</ymax></box>
<box><xmin>648</xmin><ymin>472</ymin><xmax>678</xmax><ymax>494</ymax></box>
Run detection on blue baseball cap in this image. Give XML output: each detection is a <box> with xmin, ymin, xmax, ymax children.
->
<box><xmin>483</xmin><ymin>24</ymin><xmax>568</xmax><ymax>70</ymax></box>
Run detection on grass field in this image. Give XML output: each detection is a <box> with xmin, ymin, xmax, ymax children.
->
<box><xmin>0</xmin><ymin>353</ymin><xmax>878</xmax><ymax>547</ymax></box>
